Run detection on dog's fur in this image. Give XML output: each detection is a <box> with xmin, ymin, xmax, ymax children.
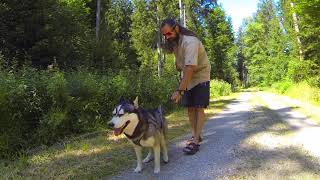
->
<box><xmin>108</xmin><ymin>97</ymin><xmax>168</xmax><ymax>174</ymax></box>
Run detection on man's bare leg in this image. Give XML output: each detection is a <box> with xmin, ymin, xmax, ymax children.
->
<box><xmin>194</xmin><ymin>108</ymin><xmax>205</xmax><ymax>144</ymax></box>
<box><xmin>188</xmin><ymin>107</ymin><xmax>196</xmax><ymax>138</ymax></box>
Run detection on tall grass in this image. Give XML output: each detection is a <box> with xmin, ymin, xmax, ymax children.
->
<box><xmin>271</xmin><ymin>81</ymin><xmax>320</xmax><ymax>105</ymax></box>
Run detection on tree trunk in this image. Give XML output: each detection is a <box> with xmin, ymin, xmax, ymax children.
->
<box><xmin>183</xmin><ymin>3</ymin><xmax>186</xmax><ymax>27</ymax></box>
<box><xmin>179</xmin><ymin>0</ymin><xmax>184</xmax><ymax>26</ymax></box>
<box><xmin>157</xmin><ymin>5</ymin><xmax>162</xmax><ymax>77</ymax></box>
<box><xmin>290</xmin><ymin>2</ymin><xmax>304</xmax><ymax>60</ymax></box>
<box><xmin>96</xmin><ymin>0</ymin><xmax>101</xmax><ymax>42</ymax></box>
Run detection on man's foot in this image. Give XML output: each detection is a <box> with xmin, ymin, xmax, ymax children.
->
<box><xmin>186</xmin><ymin>136</ymin><xmax>202</xmax><ymax>145</ymax></box>
<box><xmin>183</xmin><ymin>142</ymin><xmax>200</xmax><ymax>155</ymax></box>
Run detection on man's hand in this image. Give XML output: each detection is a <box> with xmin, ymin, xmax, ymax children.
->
<box><xmin>172</xmin><ymin>65</ymin><xmax>194</xmax><ymax>104</ymax></box>
<box><xmin>171</xmin><ymin>91</ymin><xmax>182</xmax><ymax>104</ymax></box>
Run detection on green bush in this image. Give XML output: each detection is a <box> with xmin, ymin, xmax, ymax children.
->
<box><xmin>210</xmin><ymin>79</ymin><xmax>232</xmax><ymax>98</ymax></box>
<box><xmin>287</xmin><ymin>58</ymin><xmax>315</xmax><ymax>83</ymax></box>
<box><xmin>0</xmin><ymin>66</ymin><xmax>178</xmax><ymax>158</ymax></box>
<box><xmin>271</xmin><ymin>81</ymin><xmax>294</xmax><ymax>94</ymax></box>
<box><xmin>271</xmin><ymin>81</ymin><xmax>320</xmax><ymax>106</ymax></box>
<box><xmin>0</xmin><ymin>68</ymin><xmax>48</xmax><ymax>158</ymax></box>
<box><xmin>1</xmin><ymin>64</ymin><xmax>238</xmax><ymax>158</ymax></box>
<box><xmin>285</xmin><ymin>82</ymin><xmax>320</xmax><ymax>105</ymax></box>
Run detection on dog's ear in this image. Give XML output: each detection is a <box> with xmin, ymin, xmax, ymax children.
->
<box><xmin>119</xmin><ymin>96</ymin><xmax>125</xmax><ymax>103</ymax></box>
<box><xmin>133</xmin><ymin>96</ymin><xmax>139</xmax><ymax>108</ymax></box>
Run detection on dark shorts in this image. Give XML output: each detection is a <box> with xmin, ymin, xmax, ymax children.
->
<box><xmin>181</xmin><ymin>81</ymin><xmax>210</xmax><ymax>108</ymax></box>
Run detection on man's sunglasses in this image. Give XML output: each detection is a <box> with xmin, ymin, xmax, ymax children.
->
<box><xmin>163</xmin><ymin>32</ymin><xmax>173</xmax><ymax>37</ymax></box>
<box><xmin>162</xmin><ymin>24</ymin><xmax>177</xmax><ymax>37</ymax></box>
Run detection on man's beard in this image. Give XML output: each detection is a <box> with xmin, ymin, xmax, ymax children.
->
<box><xmin>162</xmin><ymin>33</ymin><xmax>180</xmax><ymax>53</ymax></box>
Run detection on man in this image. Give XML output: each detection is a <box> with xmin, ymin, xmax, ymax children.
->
<box><xmin>160</xmin><ymin>18</ymin><xmax>211</xmax><ymax>155</ymax></box>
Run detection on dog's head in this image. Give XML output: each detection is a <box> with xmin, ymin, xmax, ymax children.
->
<box><xmin>108</xmin><ymin>96</ymin><xmax>139</xmax><ymax>136</ymax></box>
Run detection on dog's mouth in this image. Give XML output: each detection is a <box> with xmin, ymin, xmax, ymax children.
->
<box><xmin>113</xmin><ymin>121</ymin><xmax>130</xmax><ymax>136</ymax></box>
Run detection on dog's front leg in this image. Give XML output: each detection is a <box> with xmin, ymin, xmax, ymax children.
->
<box><xmin>153</xmin><ymin>144</ymin><xmax>161</xmax><ymax>173</ymax></box>
<box><xmin>161</xmin><ymin>135</ymin><xmax>169</xmax><ymax>163</ymax></box>
<box><xmin>143</xmin><ymin>148</ymin><xmax>153</xmax><ymax>163</ymax></box>
<box><xmin>133</xmin><ymin>146</ymin><xmax>142</xmax><ymax>173</ymax></box>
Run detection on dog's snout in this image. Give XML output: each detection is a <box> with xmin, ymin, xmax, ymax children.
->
<box><xmin>108</xmin><ymin>122</ymin><xmax>114</xmax><ymax>129</ymax></box>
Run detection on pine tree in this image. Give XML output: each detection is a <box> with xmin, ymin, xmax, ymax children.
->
<box><xmin>203</xmin><ymin>5</ymin><xmax>236</xmax><ymax>83</ymax></box>
<box><xmin>239</xmin><ymin>0</ymin><xmax>290</xmax><ymax>86</ymax></box>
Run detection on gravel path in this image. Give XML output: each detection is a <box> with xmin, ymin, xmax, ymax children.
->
<box><xmin>257</xmin><ymin>91</ymin><xmax>320</xmax><ymax>157</ymax></box>
<box><xmin>109</xmin><ymin>92</ymin><xmax>320</xmax><ymax>180</ymax></box>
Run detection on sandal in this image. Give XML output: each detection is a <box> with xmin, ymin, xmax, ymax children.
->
<box><xmin>186</xmin><ymin>136</ymin><xmax>202</xmax><ymax>145</ymax></box>
<box><xmin>183</xmin><ymin>142</ymin><xmax>200</xmax><ymax>155</ymax></box>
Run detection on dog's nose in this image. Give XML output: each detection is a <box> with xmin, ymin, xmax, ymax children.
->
<box><xmin>107</xmin><ymin>122</ymin><xmax>114</xmax><ymax>129</ymax></box>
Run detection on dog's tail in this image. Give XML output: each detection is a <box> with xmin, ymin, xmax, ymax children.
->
<box><xmin>158</xmin><ymin>105</ymin><xmax>168</xmax><ymax>139</ymax></box>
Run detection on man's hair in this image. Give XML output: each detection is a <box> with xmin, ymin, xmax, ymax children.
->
<box><xmin>160</xmin><ymin>18</ymin><xmax>197</xmax><ymax>53</ymax></box>
<box><xmin>161</xmin><ymin>18</ymin><xmax>197</xmax><ymax>37</ymax></box>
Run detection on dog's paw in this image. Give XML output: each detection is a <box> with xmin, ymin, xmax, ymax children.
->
<box><xmin>134</xmin><ymin>167</ymin><xmax>142</xmax><ymax>173</ymax></box>
<box><xmin>163</xmin><ymin>156</ymin><xmax>169</xmax><ymax>163</ymax></box>
<box><xmin>154</xmin><ymin>168</ymin><xmax>160</xmax><ymax>174</ymax></box>
<box><xmin>143</xmin><ymin>157</ymin><xmax>153</xmax><ymax>163</ymax></box>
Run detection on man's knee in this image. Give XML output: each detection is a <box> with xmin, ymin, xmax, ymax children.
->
<box><xmin>188</xmin><ymin>107</ymin><xmax>196</xmax><ymax>113</ymax></box>
<box><xmin>195</xmin><ymin>108</ymin><xmax>204</xmax><ymax>113</ymax></box>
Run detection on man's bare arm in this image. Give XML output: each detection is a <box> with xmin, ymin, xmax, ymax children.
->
<box><xmin>178</xmin><ymin>65</ymin><xmax>195</xmax><ymax>91</ymax></box>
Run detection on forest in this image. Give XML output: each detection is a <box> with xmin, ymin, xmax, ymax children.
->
<box><xmin>0</xmin><ymin>0</ymin><xmax>319</xmax><ymax>158</ymax></box>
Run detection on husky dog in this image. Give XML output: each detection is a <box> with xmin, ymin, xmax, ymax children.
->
<box><xmin>108</xmin><ymin>97</ymin><xmax>169</xmax><ymax>174</ymax></box>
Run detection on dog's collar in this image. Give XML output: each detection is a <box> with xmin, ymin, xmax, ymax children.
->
<box><xmin>124</xmin><ymin>108</ymin><xmax>148</xmax><ymax>146</ymax></box>
<box><xmin>124</xmin><ymin>132</ymin><xmax>144</xmax><ymax>146</ymax></box>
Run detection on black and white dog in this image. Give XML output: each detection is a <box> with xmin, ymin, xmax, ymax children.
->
<box><xmin>108</xmin><ymin>97</ymin><xmax>168</xmax><ymax>174</ymax></box>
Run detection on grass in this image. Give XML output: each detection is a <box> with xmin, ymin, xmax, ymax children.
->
<box><xmin>289</xmin><ymin>105</ymin><xmax>320</xmax><ymax>125</ymax></box>
<box><xmin>269</xmin><ymin>81</ymin><xmax>320</xmax><ymax>106</ymax></box>
<box><xmin>0</xmin><ymin>93</ymin><xmax>239</xmax><ymax>180</ymax></box>
<box><xmin>266</xmin><ymin>84</ymin><xmax>320</xmax><ymax>124</ymax></box>
<box><xmin>285</xmin><ymin>82</ymin><xmax>320</xmax><ymax>106</ymax></box>
<box><xmin>273</xmin><ymin>98</ymin><xmax>320</xmax><ymax>125</ymax></box>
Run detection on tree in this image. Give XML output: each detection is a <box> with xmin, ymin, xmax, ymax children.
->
<box><xmin>0</xmin><ymin>0</ymin><xmax>93</xmax><ymax>68</ymax></box>
<box><xmin>238</xmin><ymin>0</ymin><xmax>290</xmax><ymax>86</ymax></box>
<box><xmin>203</xmin><ymin>5</ymin><xmax>237</xmax><ymax>83</ymax></box>
<box><xmin>294</xmin><ymin>0</ymin><xmax>320</xmax><ymax>65</ymax></box>
<box><xmin>103</xmin><ymin>0</ymin><xmax>137</xmax><ymax>70</ymax></box>
<box><xmin>236</xmin><ymin>24</ymin><xmax>248</xmax><ymax>87</ymax></box>
<box><xmin>130</xmin><ymin>0</ymin><xmax>157</xmax><ymax>70</ymax></box>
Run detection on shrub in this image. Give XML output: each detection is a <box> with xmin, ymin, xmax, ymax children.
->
<box><xmin>1</xmin><ymin>63</ymin><xmax>239</xmax><ymax>158</ymax></box>
<box><xmin>271</xmin><ymin>81</ymin><xmax>294</xmax><ymax>94</ymax></box>
<box><xmin>210</xmin><ymin>79</ymin><xmax>232</xmax><ymax>98</ymax></box>
<box><xmin>0</xmin><ymin>67</ymin><xmax>178</xmax><ymax>158</ymax></box>
<box><xmin>287</xmin><ymin>58</ymin><xmax>314</xmax><ymax>83</ymax></box>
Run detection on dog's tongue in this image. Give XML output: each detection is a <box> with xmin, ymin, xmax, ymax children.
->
<box><xmin>114</xmin><ymin>128</ymin><xmax>122</xmax><ymax>136</ymax></box>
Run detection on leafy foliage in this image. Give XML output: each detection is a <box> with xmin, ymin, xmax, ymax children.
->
<box><xmin>0</xmin><ymin>67</ymin><xmax>177</xmax><ymax>158</ymax></box>
<box><xmin>237</xmin><ymin>0</ymin><xmax>320</xmax><ymax>88</ymax></box>
<box><xmin>210</xmin><ymin>79</ymin><xmax>232</xmax><ymax>98</ymax></box>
